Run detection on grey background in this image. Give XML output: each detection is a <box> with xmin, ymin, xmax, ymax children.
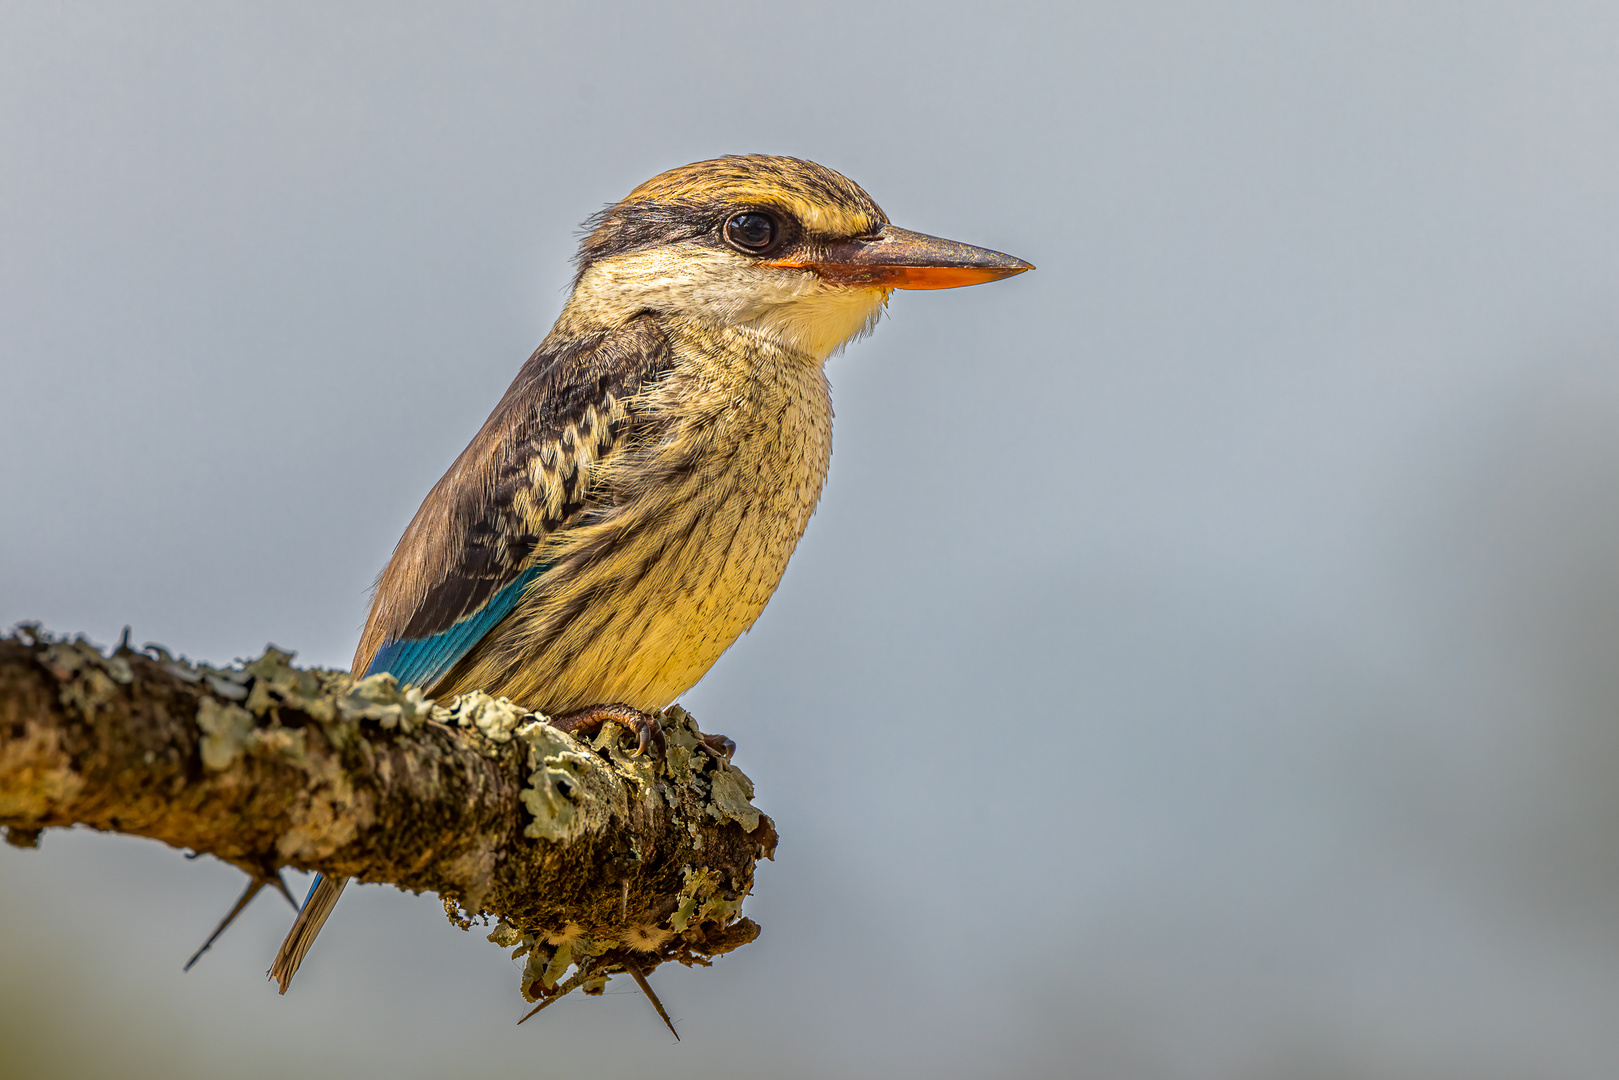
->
<box><xmin>4</xmin><ymin>2</ymin><xmax>1619</xmax><ymax>1077</ymax></box>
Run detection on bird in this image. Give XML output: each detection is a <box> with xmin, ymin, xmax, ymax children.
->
<box><xmin>261</xmin><ymin>154</ymin><xmax>1031</xmax><ymax>999</ymax></box>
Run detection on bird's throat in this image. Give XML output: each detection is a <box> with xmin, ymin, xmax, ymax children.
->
<box><xmin>738</xmin><ymin>284</ymin><xmax>890</xmax><ymax>363</ymax></box>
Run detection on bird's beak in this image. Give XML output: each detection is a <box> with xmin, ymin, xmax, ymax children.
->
<box><xmin>766</xmin><ymin>225</ymin><xmax>1034</xmax><ymax>290</ymax></box>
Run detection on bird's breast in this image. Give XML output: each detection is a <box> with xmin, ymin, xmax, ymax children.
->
<box><xmin>448</xmin><ymin>324</ymin><xmax>833</xmax><ymax>714</ymax></box>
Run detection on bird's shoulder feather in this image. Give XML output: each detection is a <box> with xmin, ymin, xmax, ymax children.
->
<box><xmin>353</xmin><ymin>314</ymin><xmax>673</xmax><ymax>685</ymax></box>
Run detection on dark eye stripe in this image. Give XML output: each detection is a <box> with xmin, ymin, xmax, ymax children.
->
<box><xmin>574</xmin><ymin>194</ymin><xmax>818</xmax><ymax>285</ymax></box>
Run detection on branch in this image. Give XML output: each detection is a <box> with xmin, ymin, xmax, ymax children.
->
<box><xmin>0</xmin><ymin>625</ymin><xmax>775</xmax><ymax>1010</ymax></box>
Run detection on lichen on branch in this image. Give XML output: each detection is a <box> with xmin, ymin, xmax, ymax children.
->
<box><xmin>0</xmin><ymin>625</ymin><xmax>775</xmax><ymax>1009</ymax></box>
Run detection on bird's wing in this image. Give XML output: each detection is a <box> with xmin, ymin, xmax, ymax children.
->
<box><xmin>353</xmin><ymin>314</ymin><xmax>673</xmax><ymax>688</ymax></box>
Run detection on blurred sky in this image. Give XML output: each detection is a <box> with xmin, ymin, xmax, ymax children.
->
<box><xmin>5</xmin><ymin>2</ymin><xmax>1619</xmax><ymax>1077</ymax></box>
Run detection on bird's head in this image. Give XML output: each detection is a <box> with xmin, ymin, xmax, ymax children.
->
<box><xmin>563</xmin><ymin>155</ymin><xmax>1032</xmax><ymax>361</ymax></box>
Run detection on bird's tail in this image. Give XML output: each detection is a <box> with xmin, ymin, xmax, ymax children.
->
<box><xmin>269</xmin><ymin>873</ymin><xmax>347</xmax><ymax>994</ymax></box>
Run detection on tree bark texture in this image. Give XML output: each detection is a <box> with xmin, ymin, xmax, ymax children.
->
<box><xmin>0</xmin><ymin>626</ymin><xmax>775</xmax><ymax>1006</ymax></box>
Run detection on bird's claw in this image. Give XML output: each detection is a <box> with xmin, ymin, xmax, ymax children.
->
<box><xmin>696</xmin><ymin>732</ymin><xmax>737</xmax><ymax>762</ymax></box>
<box><xmin>550</xmin><ymin>703</ymin><xmax>667</xmax><ymax>763</ymax></box>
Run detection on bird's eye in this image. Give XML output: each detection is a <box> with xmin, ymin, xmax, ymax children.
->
<box><xmin>724</xmin><ymin>212</ymin><xmax>779</xmax><ymax>254</ymax></box>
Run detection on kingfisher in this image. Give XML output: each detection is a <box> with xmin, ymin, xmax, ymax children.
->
<box><xmin>249</xmin><ymin>154</ymin><xmax>1031</xmax><ymax>994</ymax></box>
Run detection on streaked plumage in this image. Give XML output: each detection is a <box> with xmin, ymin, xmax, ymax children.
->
<box><xmin>265</xmin><ymin>154</ymin><xmax>1031</xmax><ymax>995</ymax></box>
<box><xmin>354</xmin><ymin>158</ymin><xmax>891</xmax><ymax>710</ymax></box>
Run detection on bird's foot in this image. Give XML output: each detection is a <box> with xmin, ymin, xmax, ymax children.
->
<box><xmin>696</xmin><ymin>731</ymin><xmax>737</xmax><ymax>762</ymax></box>
<box><xmin>550</xmin><ymin>703</ymin><xmax>667</xmax><ymax>762</ymax></box>
<box><xmin>183</xmin><ymin>865</ymin><xmax>299</xmax><ymax>971</ymax></box>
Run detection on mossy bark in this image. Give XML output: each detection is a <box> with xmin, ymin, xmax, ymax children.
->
<box><xmin>0</xmin><ymin>626</ymin><xmax>774</xmax><ymax>1004</ymax></box>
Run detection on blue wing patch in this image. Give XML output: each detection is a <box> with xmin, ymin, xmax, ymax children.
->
<box><xmin>365</xmin><ymin>562</ymin><xmax>550</xmax><ymax>689</ymax></box>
